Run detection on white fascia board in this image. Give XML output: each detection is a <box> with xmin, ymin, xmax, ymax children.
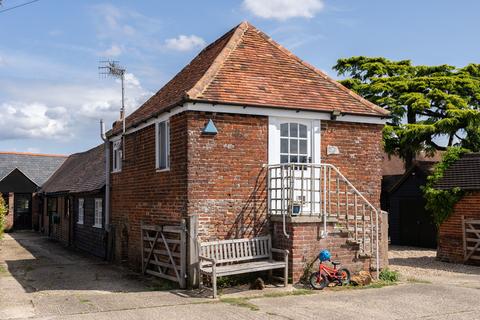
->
<box><xmin>185</xmin><ymin>102</ymin><xmax>387</xmax><ymax>124</ymax></box>
<box><xmin>108</xmin><ymin>102</ymin><xmax>387</xmax><ymax>140</ymax></box>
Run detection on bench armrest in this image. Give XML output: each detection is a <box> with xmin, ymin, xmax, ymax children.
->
<box><xmin>199</xmin><ymin>255</ymin><xmax>217</xmax><ymax>264</ymax></box>
<box><xmin>271</xmin><ymin>248</ymin><xmax>289</xmax><ymax>256</ymax></box>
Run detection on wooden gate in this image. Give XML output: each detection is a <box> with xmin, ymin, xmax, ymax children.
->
<box><xmin>141</xmin><ymin>220</ymin><xmax>187</xmax><ymax>288</ymax></box>
<box><xmin>463</xmin><ymin>216</ymin><xmax>480</xmax><ymax>263</ymax></box>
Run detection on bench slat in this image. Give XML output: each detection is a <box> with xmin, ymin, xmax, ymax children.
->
<box><xmin>200</xmin><ymin>236</ymin><xmax>274</xmax><ymax>264</ymax></box>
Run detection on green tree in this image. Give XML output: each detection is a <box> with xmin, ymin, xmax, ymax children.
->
<box><xmin>333</xmin><ymin>57</ymin><xmax>480</xmax><ymax>167</ymax></box>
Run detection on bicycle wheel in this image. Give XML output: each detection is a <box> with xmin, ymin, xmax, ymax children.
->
<box><xmin>309</xmin><ymin>272</ymin><xmax>329</xmax><ymax>290</ymax></box>
<box><xmin>336</xmin><ymin>268</ymin><xmax>351</xmax><ymax>286</ymax></box>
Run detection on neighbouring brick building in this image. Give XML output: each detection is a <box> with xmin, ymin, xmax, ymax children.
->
<box><xmin>436</xmin><ymin>153</ymin><xmax>480</xmax><ymax>265</ymax></box>
<box><xmin>0</xmin><ymin>152</ymin><xmax>66</xmax><ymax>231</ymax></box>
<box><xmin>107</xmin><ymin>22</ymin><xmax>389</xmax><ymax>284</ymax></box>
<box><xmin>40</xmin><ymin>145</ymin><xmax>107</xmax><ymax>258</ymax></box>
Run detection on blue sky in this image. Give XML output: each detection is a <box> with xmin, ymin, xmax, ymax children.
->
<box><xmin>1</xmin><ymin>0</ymin><xmax>479</xmax><ymax>155</ymax></box>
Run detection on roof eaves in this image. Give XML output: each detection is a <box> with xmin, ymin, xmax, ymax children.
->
<box><xmin>187</xmin><ymin>97</ymin><xmax>388</xmax><ymax>118</ymax></box>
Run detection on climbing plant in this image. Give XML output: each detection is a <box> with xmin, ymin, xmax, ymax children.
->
<box><xmin>0</xmin><ymin>196</ymin><xmax>7</xmax><ymax>238</ymax></box>
<box><xmin>422</xmin><ymin>147</ymin><xmax>469</xmax><ymax>225</ymax></box>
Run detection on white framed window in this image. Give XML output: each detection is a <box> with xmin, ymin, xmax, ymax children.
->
<box><xmin>77</xmin><ymin>198</ymin><xmax>84</xmax><ymax>224</ymax></box>
<box><xmin>93</xmin><ymin>198</ymin><xmax>103</xmax><ymax>228</ymax></box>
<box><xmin>155</xmin><ymin>120</ymin><xmax>170</xmax><ymax>171</ymax></box>
<box><xmin>280</xmin><ymin>122</ymin><xmax>309</xmax><ymax>163</ymax></box>
<box><xmin>112</xmin><ymin>139</ymin><xmax>122</xmax><ymax>172</ymax></box>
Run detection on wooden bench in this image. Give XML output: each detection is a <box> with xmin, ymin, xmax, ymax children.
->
<box><xmin>199</xmin><ymin>235</ymin><xmax>289</xmax><ymax>298</ymax></box>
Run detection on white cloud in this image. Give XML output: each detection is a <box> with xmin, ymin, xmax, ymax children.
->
<box><xmin>243</xmin><ymin>0</ymin><xmax>324</xmax><ymax>20</ymax></box>
<box><xmin>0</xmin><ymin>73</ymin><xmax>151</xmax><ymax>141</ymax></box>
<box><xmin>165</xmin><ymin>35</ymin><xmax>206</xmax><ymax>52</ymax></box>
<box><xmin>100</xmin><ymin>44</ymin><xmax>123</xmax><ymax>57</ymax></box>
<box><xmin>0</xmin><ymin>102</ymin><xmax>70</xmax><ymax>140</ymax></box>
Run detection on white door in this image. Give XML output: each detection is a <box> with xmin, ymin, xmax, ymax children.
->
<box><xmin>269</xmin><ymin>117</ymin><xmax>321</xmax><ymax>215</ymax></box>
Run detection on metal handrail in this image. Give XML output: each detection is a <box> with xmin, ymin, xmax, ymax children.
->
<box><xmin>266</xmin><ymin>162</ymin><xmax>380</xmax><ymax>277</ymax></box>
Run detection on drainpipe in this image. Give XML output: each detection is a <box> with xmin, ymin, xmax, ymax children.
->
<box><xmin>100</xmin><ymin>120</ymin><xmax>110</xmax><ymax>232</ymax></box>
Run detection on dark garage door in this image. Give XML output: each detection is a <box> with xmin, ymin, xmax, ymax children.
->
<box><xmin>399</xmin><ymin>198</ymin><xmax>437</xmax><ymax>248</ymax></box>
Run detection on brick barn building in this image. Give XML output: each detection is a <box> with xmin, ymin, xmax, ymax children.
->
<box><xmin>106</xmin><ymin>22</ymin><xmax>389</xmax><ymax>285</ymax></box>
<box><xmin>436</xmin><ymin>153</ymin><xmax>480</xmax><ymax>265</ymax></box>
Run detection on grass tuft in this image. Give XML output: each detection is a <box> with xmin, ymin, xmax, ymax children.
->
<box><xmin>379</xmin><ymin>268</ymin><xmax>400</xmax><ymax>283</ymax></box>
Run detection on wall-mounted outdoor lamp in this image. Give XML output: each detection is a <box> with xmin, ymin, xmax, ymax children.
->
<box><xmin>202</xmin><ymin>119</ymin><xmax>218</xmax><ymax>135</ymax></box>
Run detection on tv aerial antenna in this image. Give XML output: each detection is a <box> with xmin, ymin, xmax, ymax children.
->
<box><xmin>99</xmin><ymin>60</ymin><xmax>127</xmax><ymax>155</ymax></box>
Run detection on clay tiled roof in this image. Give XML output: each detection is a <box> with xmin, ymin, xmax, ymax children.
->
<box><xmin>41</xmin><ymin>145</ymin><xmax>105</xmax><ymax>194</ymax></box>
<box><xmin>0</xmin><ymin>152</ymin><xmax>67</xmax><ymax>187</ymax></box>
<box><xmin>436</xmin><ymin>153</ymin><xmax>480</xmax><ymax>190</ymax></box>
<box><xmin>112</xmin><ymin>22</ymin><xmax>388</xmax><ymax>134</ymax></box>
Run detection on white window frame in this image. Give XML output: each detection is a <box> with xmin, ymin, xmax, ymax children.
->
<box><xmin>112</xmin><ymin>139</ymin><xmax>122</xmax><ymax>173</ymax></box>
<box><xmin>93</xmin><ymin>198</ymin><xmax>103</xmax><ymax>228</ymax></box>
<box><xmin>77</xmin><ymin>198</ymin><xmax>84</xmax><ymax>225</ymax></box>
<box><xmin>268</xmin><ymin>117</ymin><xmax>321</xmax><ymax>165</ymax></box>
<box><xmin>155</xmin><ymin>120</ymin><xmax>170</xmax><ymax>171</ymax></box>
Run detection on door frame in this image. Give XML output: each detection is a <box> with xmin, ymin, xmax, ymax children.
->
<box><xmin>13</xmin><ymin>193</ymin><xmax>32</xmax><ymax>230</ymax></box>
<box><xmin>268</xmin><ymin>117</ymin><xmax>321</xmax><ymax>164</ymax></box>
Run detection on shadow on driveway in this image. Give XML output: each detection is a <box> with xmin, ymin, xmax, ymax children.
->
<box><xmin>1</xmin><ymin>231</ymin><xmax>171</xmax><ymax>293</ymax></box>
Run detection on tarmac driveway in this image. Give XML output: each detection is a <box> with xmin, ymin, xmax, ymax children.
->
<box><xmin>1</xmin><ymin>232</ymin><xmax>479</xmax><ymax>320</ymax></box>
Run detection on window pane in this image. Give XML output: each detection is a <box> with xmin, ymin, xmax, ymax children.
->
<box><xmin>280</xmin><ymin>155</ymin><xmax>289</xmax><ymax>163</ymax></box>
<box><xmin>280</xmin><ymin>123</ymin><xmax>288</xmax><ymax>137</ymax></box>
<box><xmin>290</xmin><ymin>139</ymin><xmax>298</xmax><ymax>153</ymax></box>
<box><xmin>290</xmin><ymin>123</ymin><xmax>298</xmax><ymax>137</ymax></box>
<box><xmin>299</xmin><ymin>124</ymin><xmax>307</xmax><ymax>138</ymax></box>
<box><xmin>280</xmin><ymin>138</ymin><xmax>288</xmax><ymax>153</ymax></box>
<box><xmin>299</xmin><ymin>140</ymin><xmax>307</xmax><ymax>154</ymax></box>
<box><xmin>290</xmin><ymin>155</ymin><xmax>298</xmax><ymax>163</ymax></box>
<box><xmin>299</xmin><ymin>156</ymin><xmax>307</xmax><ymax>163</ymax></box>
<box><xmin>159</xmin><ymin>122</ymin><xmax>166</xmax><ymax>169</ymax></box>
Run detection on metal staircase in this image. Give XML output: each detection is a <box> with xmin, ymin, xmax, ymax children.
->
<box><xmin>267</xmin><ymin>163</ymin><xmax>380</xmax><ymax>271</ymax></box>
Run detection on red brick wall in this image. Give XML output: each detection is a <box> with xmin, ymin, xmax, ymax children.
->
<box><xmin>438</xmin><ymin>192</ymin><xmax>480</xmax><ymax>264</ymax></box>
<box><xmin>110</xmin><ymin>112</ymin><xmax>188</xmax><ymax>269</ymax></box>
<box><xmin>110</xmin><ymin>112</ymin><xmax>385</xmax><ymax>278</ymax></box>
<box><xmin>272</xmin><ymin>221</ymin><xmax>370</xmax><ymax>282</ymax></box>
<box><xmin>321</xmin><ymin>121</ymin><xmax>384</xmax><ymax>208</ymax></box>
<box><xmin>186</xmin><ymin>112</ymin><xmax>269</xmax><ymax>241</ymax></box>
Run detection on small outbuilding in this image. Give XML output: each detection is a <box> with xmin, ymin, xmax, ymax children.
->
<box><xmin>436</xmin><ymin>153</ymin><xmax>480</xmax><ymax>265</ymax></box>
<box><xmin>0</xmin><ymin>152</ymin><xmax>66</xmax><ymax>231</ymax></box>
<box><xmin>106</xmin><ymin>21</ymin><xmax>389</xmax><ymax>286</ymax></box>
<box><xmin>381</xmin><ymin>161</ymin><xmax>437</xmax><ymax>248</ymax></box>
<box><xmin>41</xmin><ymin>145</ymin><xmax>107</xmax><ymax>258</ymax></box>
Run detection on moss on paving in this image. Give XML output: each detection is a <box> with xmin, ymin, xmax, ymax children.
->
<box><xmin>220</xmin><ymin>297</ymin><xmax>260</xmax><ymax>311</ymax></box>
<box><xmin>0</xmin><ymin>264</ymin><xmax>8</xmax><ymax>276</ymax></box>
<box><xmin>406</xmin><ymin>277</ymin><xmax>432</xmax><ymax>284</ymax></box>
<box><xmin>220</xmin><ymin>289</ymin><xmax>314</xmax><ymax>311</ymax></box>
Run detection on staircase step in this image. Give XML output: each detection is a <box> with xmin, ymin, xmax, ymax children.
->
<box><xmin>358</xmin><ymin>252</ymin><xmax>372</xmax><ymax>259</ymax></box>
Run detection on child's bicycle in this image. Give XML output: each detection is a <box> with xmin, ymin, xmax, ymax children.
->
<box><xmin>309</xmin><ymin>250</ymin><xmax>351</xmax><ymax>290</ymax></box>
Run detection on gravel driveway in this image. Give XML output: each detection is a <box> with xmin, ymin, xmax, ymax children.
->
<box><xmin>389</xmin><ymin>245</ymin><xmax>480</xmax><ymax>288</ymax></box>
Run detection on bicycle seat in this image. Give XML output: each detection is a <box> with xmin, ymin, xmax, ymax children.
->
<box><xmin>331</xmin><ymin>261</ymin><xmax>341</xmax><ymax>266</ymax></box>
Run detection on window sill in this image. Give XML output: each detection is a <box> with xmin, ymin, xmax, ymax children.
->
<box><xmin>77</xmin><ymin>222</ymin><xmax>84</xmax><ymax>225</ymax></box>
<box><xmin>111</xmin><ymin>169</ymin><xmax>122</xmax><ymax>174</ymax></box>
<box><xmin>93</xmin><ymin>224</ymin><xmax>103</xmax><ymax>229</ymax></box>
<box><xmin>156</xmin><ymin>168</ymin><xmax>170</xmax><ymax>173</ymax></box>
